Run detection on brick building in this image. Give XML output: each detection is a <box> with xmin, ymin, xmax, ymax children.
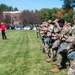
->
<box><xmin>3</xmin><ymin>11</ymin><xmax>22</xmax><ymax>25</ymax></box>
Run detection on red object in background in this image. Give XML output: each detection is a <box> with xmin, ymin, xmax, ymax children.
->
<box><xmin>0</xmin><ymin>24</ymin><xmax>6</xmax><ymax>31</ymax></box>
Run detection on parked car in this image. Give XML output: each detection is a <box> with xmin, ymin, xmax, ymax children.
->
<box><xmin>6</xmin><ymin>25</ymin><xmax>15</xmax><ymax>29</ymax></box>
<box><xmin>23</xmin><ymin>26</ymin><xmax>31</xmax><ymax>30</ymax></box>
<box><xmin>15</xmin><ymin>26</ymin><xmax>21</xmax><ymax>30</ymax></box>
<box><xmin>33</xmin><ymin>26</ymin><xmax>36</xmax><ymax>30</ymax></box>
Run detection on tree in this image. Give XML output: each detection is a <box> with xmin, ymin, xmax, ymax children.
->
<box><xmin>0</xmin><ymin>4</ymin><xmax>9</xmax><ymax>11</ymax></box>
<box><xmin>55</xmin><ymin>11</ymin><xmax>63</xmax><ymax>19</ymax></box>
<box><xmin>63</xmin><ymin>12</ymin><xmax>75</xmax><ymax>24</ymax></box>
<box><xmin>39</xmin><ymin>8</ymin><xmax>50</xmax><ymax>22</ymax></box>
<box><xmin>9</xmin><ymin>6</ymin><xmax>13</xmax><ymax>11</ymax></box>
<box><xmin>3</xmin><ymin>15</ymin><xmax>11</xmax><ymax>24</ymax></box>
<box><xmin>14</xmin><ymin>7</ymin><xmax>18</xmax><ymax>11</ymax></box>
<box><xmin>0</xmin><ymin>4</ymin><xmax>18</xmax><ymax>11</ymax></box>
<box><xmin>20</xmin><ymin>10</ymin><xmax>42</xmax><ymax>25</ymax></box>
<box><xmin>39</xmin><ymin>8</ymin><xmax>60</xmax><ymax>22</ymax></box>
<box><xmin>0</xmin><ymin>11</ymin><xmax>3</xmax><ymax>23</ymax></box>
<box><xmin>61</xmin><ymin>0</ymin><xmax>73</xmax><ymax>12</ymax></box>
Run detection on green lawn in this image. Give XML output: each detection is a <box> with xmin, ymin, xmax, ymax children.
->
<box><xmin>0</xmin><ymin>30</ymin><xmax>67</xmax><ymax>75</ymax></box>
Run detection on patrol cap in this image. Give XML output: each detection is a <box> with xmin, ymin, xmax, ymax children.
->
<box><xmin>67</xmin><ymin>23</ymin><xmax>71</xmax><ymax>26</ymax></box>
<box><xmin>47</xmin><ymin>20</ymin><xmax>52</xmax><ymax>24</ymax></box>
<box><xmin>42</xmin><ymin>22</ymin><xmax>48</xmax><ymax>26</ymax></box>
<box><xmin>57</xmin><ymin>19</ymin><xmax>65</xmax><ymax>24</ymax></box>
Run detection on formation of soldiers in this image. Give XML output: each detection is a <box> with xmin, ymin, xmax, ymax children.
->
<box><xmin>36</xmin><ymin>15</ymin><xmax>75</xmax><ymax>75</ymax></box>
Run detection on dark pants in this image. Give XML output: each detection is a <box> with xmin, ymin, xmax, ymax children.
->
<box><xmin>1</xmin><ymin>30</ymin><xmax>7</xmax><ymax>39</ymax></box>
<box><xmin>57</xmin><ymin>52</ymin><xmax>70</xmax><ymax>68</ymax></box>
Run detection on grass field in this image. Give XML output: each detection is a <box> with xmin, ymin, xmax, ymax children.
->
<box><xmin>0</xmin><ymin>30</ymin><xmax>68</xmax><ymax>75</ymax></box>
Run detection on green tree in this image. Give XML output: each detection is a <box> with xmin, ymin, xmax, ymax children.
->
<box><xmin>14</xmin><ymin>7</ymin><xmax>18</xmax><ymax>11</ymax></box>
<box><xmin>63</xmin><ymin>12</ymin><xmax>75</xmax><ymax>24</ymax></box>
<box><xmin>0</xmin><ymin>4</ymin><xmax>18</xmax><ymax>11</ymax></box>
<box><xmin>39</xmin><ymin>8</ymin><xmax>60</xmax><ymax>22</ymax></box>
<box><xmin>0</xmin><ymin>4</ymin><xmax>9</xmax><ymax>11</ymax></box>
<box><xmin>9</xmin><ymin>6</ymin><xmax>13</xmax><ymax>11</ymax></box>
<box><xmin>0</xmin><ymin>11</ymin><xmax>3</xmax><ymax>23</ymax></box>
<box><xmin>39</xmin><ymin>8</ymin><xmax>50</xmax><ymax>22</ymax></box>
<box><xmin>61</xmin><ymin>0</ymin><xmax>73</xmax><ymax>12</ymax></box>
<box><xmin>3</xmin><ymin>15</ymin><xmax>11</xmax><ymax>24</ymax></box>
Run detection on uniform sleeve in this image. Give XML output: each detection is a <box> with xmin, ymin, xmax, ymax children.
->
<box><xmin>66</xmin><ymin>36</ymin><xmax>75</xmax><ymax>48</ymax></box>
<box><xmin>54</xmin><ymin>26</ymin><xmax>61</xmax><ymax>33</ymax></box>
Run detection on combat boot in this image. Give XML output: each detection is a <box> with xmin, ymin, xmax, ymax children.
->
<box><xmin>45</xmin><ymin>53</ymin><xmax>48</xmax><ymax>56</ymax></box>
<box><xmin>44</xmin><ymin>53</ymin><xmax>49</xmax><ymax>59</ymax></box>
<box><xmin>66</xmin><ymin>65</ymin><xmax>70</xmax><ymax>70</ymax></box>
<box><xmin>46</xmin><ymin>58</ymin><xmax>53</xmax><ymax>62</ymax></box>
<box><xmin>51</xmin><ymin>66</ymin><xmax>59</xmax><ymax>72</ymax></box>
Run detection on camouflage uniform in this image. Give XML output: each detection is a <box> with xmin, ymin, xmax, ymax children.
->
<box><xmin>43</xmin><ymin>22</ymin><xmax>54</xmax><ymax>54</ymax></box>
<box><xmin>56</xmin><ymin>24</ymin><xmax>71</xmax><ymax>68</ymax></box>
<box><xmin>46</xmin><ymin>21</ymin><xmax>62</xmax><ymax>61</ymax></box>
<box><xmin>39</xmin><ymin>22</ymin><xmax>50</xmax><ymax>53</ymax></box>
<box><xmin>68</xmin><ymin>50</ymin><xmax>75</xmax><ymax>75</ymax></box>
<box><xmin>68</xmin><ymin>59</ymin><xmax>75</xmax><ymax>75</ymax></box>
<box><xmin>68</xmin><ymin>26</ymin><xmax>75</xmax><ymax>75</ymax></box>
<box><xmin>50</xmin><ymin>25</ymin><xmax>62</xmax><ymax>60</ymax></box>
<box><xmin>68</xmin><ymin>62</ymin><xmax>75</xmax><ymax>75</ymax></box>
<box><xmin>45</xmin><ymin>20</ymin><xmax>58</xmax><ymax>62</ymax></box>
<box><xmin>36</xmin><ymin>26</ymin><xmax>40</xmax><ymax>38</ymax></box>
<box><xmin>51</xmin><ymin>19</ymin><xmax>72</xmax><ymax>72</ymax></box>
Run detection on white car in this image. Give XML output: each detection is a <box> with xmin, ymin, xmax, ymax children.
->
<box><xmin>23</xmin><ymin>26</ymin><xmax>31</xmax><ymax>30</ymax></box>
<box><xmin>33</xmin><ymin>27</ymin><xmax>36</xmax><ymax>30</ymax></box>
<box><xmin>15</xmin><ymin>26</ymin><xmax>20</xmax><ymax>30</ymax></box>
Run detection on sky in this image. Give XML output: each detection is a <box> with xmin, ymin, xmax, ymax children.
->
<box><xmin>0</xmin><ymin>0</ymin><xmax>63</xmax><ymax>11</ymax></box>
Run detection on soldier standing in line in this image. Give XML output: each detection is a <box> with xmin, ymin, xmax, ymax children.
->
<box><xmin>51</xmin><ymin>19</ymin><xmax>71</xmax><ymax>72</ymax></box>
<box><xmin>67</xmin><ymin>36</ymin><xmax>75</xmax><ymax>75</ymax></box>
<box><xmin>46</xmin><ymin>19</ymin><xmax>62</xmax><ymax>62</ymax></box>
<box><xmin>39</xmin><ymin>22</ymin><xmax>48</xmax><ymax>54</ymax></box>
<box><xmin>36</xmin><ymin>25</ymin><xmax>40</xmax><ymax>38</ymax></box>
<box><xmin>41</xmin><ymin>22</ymin><xmax>49</xmax><ymax>55</ymax></box>
<box><xmin>44</xmin><ymin>20</ymin><xmax>54</xmax><ymax>59</ymax></box>
<box><xmin>68</xmin><ymin>15</ymin><xmax>75</xmax><ymax>75</ymax></box>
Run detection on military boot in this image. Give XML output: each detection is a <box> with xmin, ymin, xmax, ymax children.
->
<box><xmin>46</xmin><ymin>58</ymin><xmax>53</xmax><ymax>62</ymax></box>
<box><xmin>44</xmin><ymin>53</ymin><xmax>49</xmax><ymax>57</ymax></box>
<box><xmin>66</xmin><ymin>65</ymin><xmax>70</xmax><ymax>70</ymax></box>
<box><xmin>51</xmin><ymin>66</ymin><xmax>59</xmax><ymax>72</ymax></box>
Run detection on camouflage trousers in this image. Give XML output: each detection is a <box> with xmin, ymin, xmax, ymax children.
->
<box><xmin>68</xmin><ymin>60</ymin><xmax>75</xmax><ymax>75</ymax></box>
<box><xmin>44</xmin><ymin>43</ymin><xmax>49</xmax><ymax>53</ymax></box>
<box><xmin>42</xmin><ymin>37</ymin><xmax>50</xmax><ymax>53</ymax></box>
<box><xmin>48</xmin><ymin>48</ymin><xmax>57</xmax><ymax>59</ymax></box>
<box><xmin>68</xmin><ymin>67</ymin><xmax>75</xmax><ymax>75</ymax></box>
<box><xmin>56</xmin><ymin>52</ymin><xmax>70</xmax><ymax>67</ymax></box>
<box><xmin>52</xmin><ymin>39</ymin><xmax>60</xmax><ymax>49</ymax></box>
<box><xmin>49</xmin><ymin>39</ymin><xmax>60</xmax><ymax>59</ymax></box>
<box><xmin>41</xmin><ymin>42</ymin><xmax>49</xmax><ymax>54</ymax></box>
<box><xmin>36</xmin><ymin>32</ymin><xmax>40</xmax><ymax>38</ymax></box>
